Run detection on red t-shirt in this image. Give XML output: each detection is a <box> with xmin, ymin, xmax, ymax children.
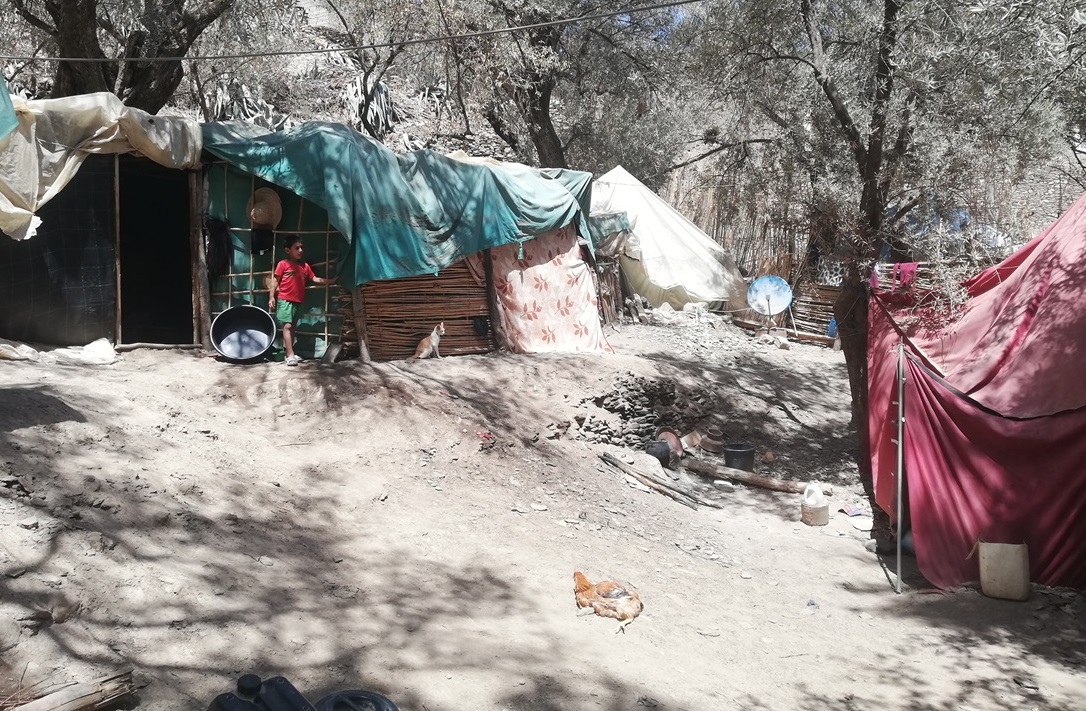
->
<box><xmin>274</xmin><ymin>260</ymin><xmax>315</xmax><ymax>303</ymax></box>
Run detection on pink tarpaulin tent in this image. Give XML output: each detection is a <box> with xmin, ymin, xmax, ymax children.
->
<box><xmin>868</xmin><ymin>192</ymin><xmax>1086</xmax><ymax>589</ymax></box>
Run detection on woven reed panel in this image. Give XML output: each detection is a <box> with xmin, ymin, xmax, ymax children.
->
<box><xmin>791</xmin><ymin>284</ymin><xmax>840</xmax><ymax>335</ymax></box>
<box><xmin>359</xmin><ymin>260</ymin><xmax>497</xmax><ymax>361</ymax></box>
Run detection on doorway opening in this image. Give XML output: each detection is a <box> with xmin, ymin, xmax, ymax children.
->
<box><xmin>118</xmin><ymin>156</ymin><xmax>193</xmax><ymax>344</ymax></box>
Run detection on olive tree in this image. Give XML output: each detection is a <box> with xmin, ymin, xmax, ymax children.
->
<box><xmin>7</xmin><ymin>0</ymin><xmax>241</xmax><ymax>112</ymax></box>
<box><xmin>430</xmin><ymin>0</ymin><xmax>692</xmax><ymax>170</ymax></box>
<box><xmin>690</xmin><ymin>0</ymin><xmax>1084</xmax><ymax>491</ymax></box>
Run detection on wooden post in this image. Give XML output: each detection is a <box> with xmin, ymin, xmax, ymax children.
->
<box><xmin>483</xmin><ymin>248</ymin><xmax>507</xmax><ymax>350</ymax></box>
<box><xmin>189</xmin><ymin>170</ymin><xmax>212</xmax><ymax>349</ymax></box>
<box><xmin>113</xmin><ymin>155</ymin><xmax>122</xmax><ymax>345</ymax></box>
<box><xmin>351</xmin><ymin>285</ymin><xmax>371</xmax><ymax>362</ymax></box>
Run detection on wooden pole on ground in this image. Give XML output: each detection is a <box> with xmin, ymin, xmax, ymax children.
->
<box><xmin>684</xmin><ymin>459</ymin><xmax>832</xmax><ymax>496</ymax></box>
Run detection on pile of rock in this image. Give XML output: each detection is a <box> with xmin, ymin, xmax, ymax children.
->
<box><xmin>571</xmin><ymin>373</ymin><xmax>717</xmax><ymax>448</ymax></box>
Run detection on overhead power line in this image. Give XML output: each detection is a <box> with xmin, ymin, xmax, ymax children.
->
<box><xmin>0</xmin><ymin>0</ymin><xmax>704</xmax><ymax>63</ymax></box>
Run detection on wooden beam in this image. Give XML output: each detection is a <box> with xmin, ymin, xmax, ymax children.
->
<box><xmin>595</xmin><ymin>452</ymin><xmax>731</xmax><ymax>509</ymax></box>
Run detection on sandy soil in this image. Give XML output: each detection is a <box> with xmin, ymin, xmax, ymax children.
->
<box><xmin>1</xmin><ymin>319</ymin><xmax>1083</xmax><ymax>711</ymax></box>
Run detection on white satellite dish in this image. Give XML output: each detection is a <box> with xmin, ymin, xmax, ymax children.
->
<box><xmin>747</xmin><ymin>275</ymin><xmax>793</xmax><ymax>317</ymax></box>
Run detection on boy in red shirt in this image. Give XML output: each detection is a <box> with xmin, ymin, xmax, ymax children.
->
<box><xmin>268</xmin><ymin>234</ymin><xmax>336</xmax><ymax>365</ymax></box>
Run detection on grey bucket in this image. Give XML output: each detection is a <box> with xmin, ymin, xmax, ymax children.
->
<box><xmin>211</xmin><ymin>305</ymin><xmax>277</xmax><ymax>363</ymax></box>
<box><xmin>722</xmin><ymin>442</ymin><xmax>756</xmax><ymax>471</ymax></box>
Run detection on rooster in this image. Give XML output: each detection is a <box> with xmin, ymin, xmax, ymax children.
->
<box><xmin>573</xmin><ymin>570</ymin><xmax>643</xmax><ymax>633</ymax></box>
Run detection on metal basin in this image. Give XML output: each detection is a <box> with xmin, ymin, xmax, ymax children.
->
<box><xmin>211</xmin><ymin>305</ymin><xmax>276</xmax><ymax>363</ymax></box>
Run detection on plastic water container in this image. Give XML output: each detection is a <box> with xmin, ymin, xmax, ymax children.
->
<box><xmin>978</xmin><ymin>541</ymin><xmax>1030</xmax><ymax>601</ymax></box>
<box><xmin>801</xmin><ymin>482</ymin><xmax>829</xmax><ymax>526</ymax></box>
<box><xmin>827</xmin><ymin>318</ymin><xmax>838</xmax><ymax>338</ymax></box>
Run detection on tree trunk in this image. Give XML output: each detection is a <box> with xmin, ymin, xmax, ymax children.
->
<box><xmin>123</xmin><ymin>60</ymin><xmax>187</xmax><ymax>113</ymax></box>
<box><xmin>50</xmin><ymin>0</ymin><xmax>115</xmax><ymax>99</ymax></box>
<box><xmin>833</xmin><ymin>269</ymin><xmax>873</xmax><ymax>491</ymax></box>
<box><xmin>33</xmin><ymin>0</ymin><xmax>236</xmax><ymax>114</ymax></box>
<box><xmin>519</xmin><ymin>80</ymin><xmax>566</xmax><ymax>168</ymax></box>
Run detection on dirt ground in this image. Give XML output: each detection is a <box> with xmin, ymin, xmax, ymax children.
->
<box><xmin>1</xmin><ymin>317</ymin><xmax>1083</xmax><ymax>711</ymax></box>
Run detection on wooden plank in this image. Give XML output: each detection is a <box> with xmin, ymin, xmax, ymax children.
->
<box><xmin>115</xmin><ymin>343</ymin><xmax>202</xmax><ymax>352</ymax></box>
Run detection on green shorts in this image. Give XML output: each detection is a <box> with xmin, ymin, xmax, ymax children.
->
<box><xmin>275</xmin><ymin>300</ymin><xmax>301</xmax><ymax>324</ymax></box>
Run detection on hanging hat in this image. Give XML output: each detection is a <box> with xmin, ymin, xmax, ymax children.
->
<box><xmin>246</xmin><ymin>187</ymin><xmax>282</xmax><ymax>230</ymax></box>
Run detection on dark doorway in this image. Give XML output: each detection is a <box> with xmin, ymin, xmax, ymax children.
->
<box><xmin>118</xmin><ymin>156</ymin><xmax>193</xmax><ymax>343</ymax></box>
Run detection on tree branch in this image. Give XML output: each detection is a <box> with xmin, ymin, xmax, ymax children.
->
<box><xmin>800</xmin><ymin>0</ymin><xmax>866</xmax><ymax>170</ymax></box>
<box><xmin>10</xmin><ymin>0</ymin><xmax>56</xmax><ymax>36</ymax></box>
<box><xmin>484</xmin><ymin>105</ymin><xmax>520</xmax><ymax>152</ymax></box>
<box><xmin>661</xmin><ymin>138</ymin><xmax>775</xmax><ymax>174</ymax></box>
<box><xmin>586</xmin><ymin>27</ymin><xmax>656</xmax><ymax>77</ymax></box>
<box><xmin>886</xmin><ymin>192</ymin><xmax>924</xmax><ymax>227</ymax></box>
<box><xmin>1013</xmin><ymin>44</ymin><xmax>1086</xmax><ymax>127</ymax></box>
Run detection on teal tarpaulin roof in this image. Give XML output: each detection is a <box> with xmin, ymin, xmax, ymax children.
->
<box><xmin>202</xmin><ymin>121</ymin><xmax>591</xmax><ymax>287</ymax></box>
<box><xmin>588</xmin><ymin>211</ymin><xmax>631</xmax><ymax>244</ymax></box>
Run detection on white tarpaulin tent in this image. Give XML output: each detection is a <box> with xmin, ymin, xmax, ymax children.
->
<box><xmin>590</xmin><ymin>165</ymin><xmax>747</xmax><ymax>310</ymax></box>
<box><xmin>0</xmin><ymin>92</ymin><xmax>202</xmax><ymax>241</ymax></box>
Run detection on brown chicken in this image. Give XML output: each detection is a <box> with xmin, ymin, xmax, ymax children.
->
<box><xmin>573</xmin><ymin>570</ymin><xmax>643</xmax><ymax>633</ymax></box>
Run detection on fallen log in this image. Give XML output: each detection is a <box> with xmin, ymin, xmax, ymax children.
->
<box><xmin>14</xmin><ymin>670</ymin><xmax>134</xmax><ymax>711</ymax></box>
<box><xmin>684</xmin><ymin>459</ymin><xmax>833</xmax><ymax>496</ymax></box>
<box><xmin>599</xmin><ymin>452</ymin><xmax>728</xmax><ymax>509</ymax></box>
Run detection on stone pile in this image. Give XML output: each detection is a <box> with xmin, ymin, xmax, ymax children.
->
<box><xmin>573</xmin><ymin>373</ymin><xmax>716</xmax><ymax>448</ymax></box>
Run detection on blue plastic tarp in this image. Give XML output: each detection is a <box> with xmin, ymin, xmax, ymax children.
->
<box><xmin>202</xmin><ymin>121</ymin><xmax>590</xmax><ymax>287</ymax></box>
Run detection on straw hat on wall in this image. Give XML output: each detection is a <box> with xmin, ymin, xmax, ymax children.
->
<box><xmin>247</xmin><ymin>187</ymin><xmax>283</xmax><ymax>230</ymax></box>
<box><xmin>247</xmin><ymin>187</ymin><xmax>282</xmax><ymax>255</ymax></box>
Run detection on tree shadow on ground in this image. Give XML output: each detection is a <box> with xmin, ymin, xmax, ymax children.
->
<box><xmin>0</xmin><ymin>375</ymin><xmax>677</xmax><ymax>711</ymax></box>
<box><xmin>633</xmin><ymin>345</ymin><xmax>859</xmax><ymax>489</ymax></box>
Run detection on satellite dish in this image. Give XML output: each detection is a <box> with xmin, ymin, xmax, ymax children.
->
<box><xmin>747</xmin><ymin>275</ymin><xmax>793</xmax><ymax>317</ymax></box>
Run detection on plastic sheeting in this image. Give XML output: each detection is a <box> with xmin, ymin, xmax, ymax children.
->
<box><xmin>0</xmin><ymin>78</ymin><xmax>16</xmax><ymax>140</ymax></box>
<box><xmin>0</xmin><ymin>92</ymin><xmax>202</xmax><ymax>241</ymax></box>
<box><xmin>868</xmin><ymin>190</ymin><xmax>1086</xmax><ymax>589</ymax></box>
<box><xmin>203</xmin><ymin>122</ymin><xmax>589</xmax><ymax>288</ymax></box>
<box><xmin>588</xmin><ymin>211</ymin><xmax>631</xmax><ymax>258</ymax></box>
<box><xmin>0</xmin><ymin>337</ymin><xmax>118</xmax><ymax>365</ymax></box>
<box><xmin>907</xmin><ymin>192</ymin><xmax>1086</xmax><ymax>418</ymax></box>
<box><xmin>590</xmin><ymin>166</ymin><xmax>747</xmax><ymax>310</ymax></box>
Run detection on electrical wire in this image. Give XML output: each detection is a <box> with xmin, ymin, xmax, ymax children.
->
<box><xmin>0</xmin><ymin>0</ymin><xmax>705</xmax><ymax>63</ymax></box>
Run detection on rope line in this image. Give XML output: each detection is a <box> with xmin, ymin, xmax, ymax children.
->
<box><xmin>0</xmin><ymin>0</ymin><xmax>704</xmax><ymax>63</ymax></box>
